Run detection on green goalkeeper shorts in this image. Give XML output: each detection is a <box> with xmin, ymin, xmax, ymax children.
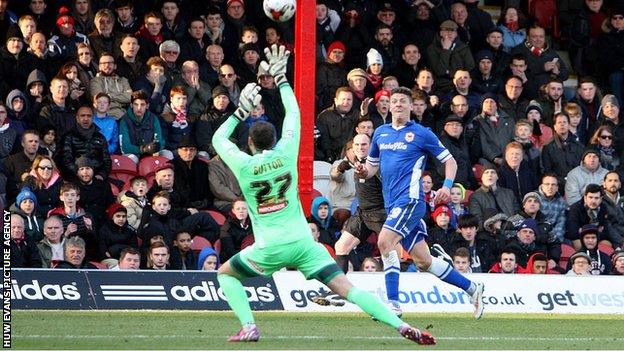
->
<box><xmin>229</xmin><ymin>236</ymin><xmax>342</xmax><ymax>284</ymax></box>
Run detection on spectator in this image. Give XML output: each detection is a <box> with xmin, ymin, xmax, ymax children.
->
<box><xmin>160</xmin><ymin>0</ymin><xmax>186</xmax><ymax>42</ymax></box>
<box><xmin>146</xmin><ymin>241</ymin><xmax>169</xmax><ymax>270</ymax></box>
<box><xmin>536</xmin><ymin>79</ymin><xmax>567</xmax><ymax>127</ymax></box>
<box><xmin>92</xmin><ymin>92</ymin><xmax>118</xmax><ymax>154</ymax></box>
<box><xmin>113</xmin><ymin>0</ymin><xmax>140</xmax><ymax>34</ymax></box>
<box><xmin>601</xmin><ymin>172</ymin><xmax>624</xmax><ymax>249</ymax></box>
<box><xmin>469</xmin><ymin>165</ymin><xmax>519</xmax><ymax>222</ymax></box>
<box><xmin>489</xmin><ymin>248</ymin><xmax>524</xmax><ymax>273</ymax></box>
<box><xmin>174</xmin><ymin>60</ymin><xmax>211</xmax><ymax>119</ymax></box>
<box><xmin>160</xmin><ymin>86</ymin><xmax>192</xmax><ymax>151</ymax></box>
<box><xmin>38</xmin><ymin>77</ymin><xmax>75</xmax><ymax>138</ymax></box>
<box><xmin>565</xmin><ymin>148</ymin><xmax>608</xmax><ymax>205</ymax></box>
<box><xmin>498</xmin><ymin>75</ymin><xmax>528</xmax><ymax>122</ymax></box>
<box><xmin>426</xmin><ymin>20</ymin><xmax>474</xmax><ymax>93</ymax></box>
<box><xmin>497</xmin><ymin>141</ymin><xmax>539</xmax><ymax>204</ymax></box>
<box><xmin>200</xmin><ymin>44</ymin><xmax>224</xmax><ymax>87</ymax></box>
<box><xmin>329</xmin><ymin>138</ymin><xmax>357</xmax><ymax>213</ymax></box>
<box><xmin>596</xmin><ymin>8</ymin><xmax>624</xmax><ymax>105</ymax></box>
<box><xmin>47</xmin><ymin>6</ymin><xmax>89</xmax><ymax>67</ymax></box>
<box><xmin>75</xmin><ymin>155</ymin><xmax>114</xmax><ymax>229</ymax></box>
<box><xmin>180</xmin><ymin>16</ymin><xmax>210</xmax><ymax>64</ymax></box>
<box><xmin>197</xmin><ymin>247</ymin><xmax>219</xmax><ymax>271</ymax></box>
<box><xmin>448</xmin><ymin>183</ymin><xmax>469</xmax><ymax>227</ymax></box>
<box><xmin>0</xmin><ymin>102</ymin><xmax>18</xmax><ymax>160</ymax></box>
<box><xmin>448</xmin><ymin>213</ymin><xmax>497</xmax><ymax>273</ymax></box>
<box><xmin>21</xmin><ymin>154</ymin><xmax>62</xmax><ymax>214</ymax></box>
<box><xmin>588</xmin><ymin>125</ymin><xmax>621</xmax><ymax>171</ymax></box>
<box><xmin>36</xmin><ymin>215</ymin><xmax>66</xmax><ymax>268</ymax></box>
<box><xmin>475</xmin><ymin>93</ymin><xmax>515</xmax><ymax>167</ymax></box>
<box><xmin>115</xmin><ymin>33</ymin><xmax>145</xmax><ymax>87</ymax></box>
<box><xmin>524</xmin><ymin>101</ymin><xmax>553</xmax><ymax>150</ymax></box>
<box><xmin>565</xmin><ymin>101</ymin><xmax>584</xmax><ymax>142</ymax></box>
<box><xmin>111</xmin><ymin>247</ymin><xmax>141</xmax><ymax>270</ymax></box>
<box><xmin>598</xmin><ymin>94</ymin><xmax>624</xmax><ymax>156</ymax></box>
<box><xmin>75</xmin><ymin>45</ymin><xmax>99</xmax><ymax>90</ymax></box>
<box><xmin>133</xmin><ymin>56</ymin><xmax>169</xmax><ymax>116</ymax></box>
<box><xmin>542</xmin><ymin>112</ymin><xmax>585</xmax><ymax>188</ymax></box>
<box><xmin>98</xmin><ymin>203</ymin><xmax>138</xmax><ymax>267</ymax></box>
<box><xmin>219</xmin><ymin>198</ymin><xmax>253</xmax><ymax>262</ymax></box>
<box><xmin>194</xmin><ymin>85</ymin><xmax>243</xmax><ymax>158</ymax></box>
<box><xmin>61</xmin><ymin>106</ymin><xmax>111</xmax><ymax>180</ymax></box>
<box><xmin>362</xmin><ymin>91</ymin><xmax>390</xmax><ymax>129</ymax></box>
<box><xmin>25</xmin><ymin>69</ymin><xmax>47</xmax><ymax>118</ymax></box>
<box><xmin>524</xmin><ymin>252</ymin><xmax>548</xmax><ymax>274</ymax></box>
<box><xmin>315</xmin><ymin>2</ymin><xmax>339</xmax><ymax>59</ymax></box>
<box><xmin>471</xmin><ymin>50</ymin><xmax>502</xmax><ymax>95</ymax></box>
<box><xmin>566</xmin><ymin>251</ymin><xmax>592</xmax><ymax>275</ymax></box>
<box><xmin>118</xmin><ymin>175</ymin><xmax>148</xmax><ymax>231</ymax></box>
<box><xmin>89</xmin><ymin>53</ymin><xmax>132</xmax><ymax>120</ymax></box>
<box><xmin>48</xmin><ymin>182</ymin><xmax>97</xmax><ymax>259</ymax></box>
<box><xmin>119</xmin><ymin>90</ymin><xmax>166</xmax><ymax>162</ymax></box>
<box><xmin>88</xmin><ymin>8</ymin><xmax>120</xmax><ymax>59</ymax></box>
<box><xmin>9</xmin><ymin>186</ymin><xmax>44</xmax><ymax>242</ymax></box>
<box><xmin>236</xmin><ymin>43</ymin><xmax>261</xmax><ymax>85</ymax></box>
<box><xmin>169</xmin><ymin>231</ymin><xmax>197</xmax><ymax>270</ymax></box>
<box><xmin>346</xmin><ymin>68</ymin><xmax>368</xmax><ymax>111</ymax></box>
<box><xmin>257</xmin><ymin>64</ymin><xmax>285</xmax><ymax>137</ymax></box>
<box><xmin>170</xmin><ymin>135</ymin><xmax>213</xmax><ymax>210</ymax></box>
<box><xmin>159</xmin><ymin>40</ymin><xmax>181</xmax><ymax>84</ymax></box>
<box><xmin>411</xmin><ymin>89</ymin><xmax>436</xmax><ymax>131</ymax></box>
<box><xmin>315</xmin><ymin>40</ymin><xmax>347</xmax><ymax>113</ymax></box>
<box><xmin>513</xmin><ymin>120</ymin><xmax>542</xmax><ymax>177</ymax></box>
<box><xmin>309</xmin><ymin>221</ymin><xmax>335</xmax><ymax>259</ymax></box>
<box><xmin>9</xmin><ymin>213</ymin><xmax>43</xmax><ymax>268</ymax></box>
<box><xmin>208</xmin><ymin>153</ymin><xmax>242</xmax><ymax>214</ymax></box>
<box><xmin>568</xmin><ymin>0</ymin><xmax>608</xmax><ymax>76</ymax></box>
<box><xmin>4</xmin><ymin>130</ymin><xmax>42</xmax><ymax>194</ymax></box>
<box><xmin>316</xmin><ymin>87</ymin><xmax>358</xmax><ymax>163</ymax></box>
<box><xmin>136</xmin><ymin>11</ymin><xmax>164</xmax><ymax>60</ymax></box>
<box><xmin>309</xmin><ymin>196</ymin><xmax>341</xmax><ymax>247</ymax></box>
<box><xmin>1</xmin><ymin>25</ymin><xmax>42</xmax><ymax>95</ymax></box>
<box><xmin>462</xmin><ymin>0</ymin><xmax>494</xmax><ymax>52</ymax></box>
<box><xmin>612</xmin><ymin>250</ymin><xmax>624</xmax><ymax>275</ymax></box>
<box><xmin>452</xmin><ymin>247</ymin><xmax>472</xmax><ymax>273</ymax></box>
<box><xmin>427</xmin><ymin>204</ymin><xmax>455</xmax><ymax>250</ymax></box>
<box><xmin>391</xmin><ymin>43</ymin><xmax>422</xmax><ymax>89</ymax></box>
<box><xmin>571</xmin><ymin>77</ymin><xmax>602</xmax><ymax>143</ymax></box>
<box><xmin>483</xmin><ymin>27</ymin><xmax>511</xmax><ymax>77</ymax></box>
<box><xmin>27</xmin><ymin>31</ymin><xmax>47</xmax><ymax>60</ymax></box>
<box><xmin>58</xmin><ymin>62</ymin><xmax>89</xmax><ymax>110</ymax></box>
<box><xmin>511</xmin><ymin>25</ymin><xmax>569</xmax><ymax>101</ymax></box>
<box><xmin>496</xmin><ymin>6</ymin><xmax>526</xmax><ymax>53</ymax></box>
<box><xmin>537</xmin><ymin>174</ymin><xmax>567</xmax><ymax>247</ymax></box>
<box><xmin>360</xmin><ymin>257</ymin><xmax>382</xmax><ymax>272</ymax></box>
<box><xmin>334</xmin><ymin>4</ymin><xmax>372</xmax><ymax>70</ymax></box>
<box><xmin>572</xmin><ymin>224</ymin><xmax>612</xmax><ymax>275</ymax></box>
<box><xmin>17</xmin><ymin>14</ymin><xmax>37</xmax><ymax>43</ymax></box>
<box><xmin>54</xmin><ymin>236</ymin><xmax>97</xmax><ymax>269</ymax></box>
<box><xmin>6</xmin><ymin>90</ymin><xmax>31</xmax><ymax>138</ymax></box>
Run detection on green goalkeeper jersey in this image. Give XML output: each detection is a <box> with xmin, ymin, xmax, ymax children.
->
<box><xmin>212</xmin><ymin>84</ymin><xmax>308</xmax><ymax>248</ymax></box>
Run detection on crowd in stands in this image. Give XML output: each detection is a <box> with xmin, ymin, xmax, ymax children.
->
<box><xmin>4</xmin><ymin>0</ymin><xmax>624</xmax><ymax>276</ymax></box>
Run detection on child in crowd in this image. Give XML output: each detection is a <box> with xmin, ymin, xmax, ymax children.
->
<box><xmin>197</xmin><ymin>247</ymin><xmax>220</xmax><ymax>271</ymax></box>
<box><xmin>452</xmin><ymin>247</ymin><xmax>472</xmax><ymax>274</ymax></box>
<box><xmin>47</xmin><ymin>183</ymin><xmax>97</xmax><ymax>260</ymax></box>
<box><xmin>449</xmin><ymin>183</ymin><xmax>469</xmax><ymax>229</ymax></box>
<box><xmin>309</xmin><ymin>196</ymin><xmax>341</xmax><ymax>247</ymax></box>
<box><xmin>92</xmin><ymin>92</ymin><xmax>119</xmax><ymax>154</ymax></box>
<box><xmin>39</xmin><ymin>126</ymin><xmax>57</xmax><ymax>157</ymax></box>
<box><xmin>513</xmin><ymin>119</ymin><xmax>542</xmax><ymax>175</ymax></box>
<box><xmin>160</xmin><ymin>87</ymin><xmax>191</xmax><ymax>150</ymax></box>
<box><xmin>245</xmin><ymin>101</ymin><xmax>269</xmax><ymax>128</ymax></box>
<box><xmin>9</xmin><ymin>187</ymin><xmax>44</xmax><ymax>242</ymax></box>
<box><xmin>169</xmin><ymin>231</ymin><xmax>197</xmax><ymax>270</ymax></box>
<box><xmin>564</xmin><ymin>102</ymin><xmax>583</xmax><ymax>143</ymax></box>
<box><xmin>119</xmin><ymin>176</ymin><xmax>149</xmax><ymax>230</ymax></box>
<box><xmin>525</xmin><ymin>101</ymin><xmax>553</xmax><ymax>150</ymax></box>
<box><xmin>6</xmin><ymin>89</ymin><xmax>29</xmax><ymax>136</ymax></box>
<box><xmin>98</xmin><ymin>203</ymin><xmax>138</xmax><ymax>268</ymax></box>
<box><xmin>427</xmin><ymin>204</ymin><xmax>454</xmax><ymax>250</ymax></box>
<box><xmin>309</xmin><ymin>221</ymin><xmax>336</xmax><ymax>259</ymax></box>
<box><xmin>360</xmin><ymin>257</ymin><xmax>382</xmax><ymax>272</ymax></box>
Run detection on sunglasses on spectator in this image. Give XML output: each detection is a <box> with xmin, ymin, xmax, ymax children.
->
<box><xmin>220</xmin><ymin>73</ymin><xmax>234</xmax><ymax>78</ymax></box>
<box><xmin>38</xmin><ymin>166</ymin><xmax>53</xmax><ymax>170</ymax></box>
<box><xmin>600</xmin><ymin>135</ymin><xmax>613</xmax><ymax>140</ymax></box>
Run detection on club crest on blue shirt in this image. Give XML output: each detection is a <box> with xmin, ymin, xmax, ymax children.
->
<box><xmin>388</xmin><ymin>207</ymin><xmax>402</xmax><ymax>220</ymax></box>
<box><xmin>405</xmin><ymin>132</ymin><xmax>414</xmax><ymax>142</ymax></box>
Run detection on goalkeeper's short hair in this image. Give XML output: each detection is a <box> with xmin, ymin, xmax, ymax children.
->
<box><xmin>249</xmin><ymin>121</ymin><xmax>276</xmax><ymax>151</ymax></box>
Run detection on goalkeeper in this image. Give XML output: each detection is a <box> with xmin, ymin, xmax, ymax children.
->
<box><xmin>213</xmin><ymin>45</ymin><xmax>436</xmax><ymax>345</ymax></box>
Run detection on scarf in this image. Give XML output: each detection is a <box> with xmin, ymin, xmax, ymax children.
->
<box><xmin>525</xmin><ymin>41</ymin><xmax>547</xmax><ymax>56</ymax></box>
<box><xmin>137</xmin><ymin>25</ymin><xmax>163</xmax><ymax>45</ymax></box>
<box><xmin>599</xmin><ymin>144</ymin><xmax>614</xmax><ymax>157</ymax></box>
<box><xmin>367</xmin><ymin>73</ymin><xmax>383</xmax><ymax>90</ymax></box>
<box><xmin>352</xmin><ymin>89</ymin><xmax>365</xmax><ymax>100</ymax></box>
<box><xmin>506</xmin><ymin>21</ymin><xmax>519</xmax><ymax>32</ymax></box>
<box><xmin>171</xmin><ymin>106</ymin><xmax>189</xmax><ymax>129</ymax></box>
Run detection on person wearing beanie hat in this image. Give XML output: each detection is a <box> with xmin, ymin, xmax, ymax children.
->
<box><xmin>317</xmin><ymin>40</ymin><xmax>348</xmax><ymax>112</ymax></box>
<box><xmin>600</xmin><ymin>94</ymin><xmax>620</xmax><ymax>124</ymax></box>
<box><xmin>476</xmin><ymin>87</ymin><xmax>515</xmax><ymax>167</ymax></box>
<box><xmin>2</xmin><ymin>26</ymin><xmax>42</xmax><ymax>94</ymax></box>
<box><xmin>169</xmin><ymin>131</ymin><xmax>213</xmax><ymax>211</ymax></box>
<box><xmin>471</xmin><ymin>49</ymin><xmax>502</xmax><ymax>95</ymax></box>
<box><xmin>427</xmin><ymin>204</ymin><xmax>455</xmax><ymax>253</ymax></box>
<box><xmin>9</xmin><ymin>187</ymin><xmax>44</xmax><ymax>242</ymax></box>
<box><xmin>366</xmin><ymin>48</ymin><xmax>384</xmax><ymax>90</ymax></box>
<box><xmin>212</xmin><ymin>85</ymin><xmax>230</xmax><ymax>100</ymax></box>
<box><xmin>47</xmin><ymin>6</ymin><xmax>89</xmax><ymax>61</ymax></box>
<box><xmin>347</xmin><ymin>68</ymin><xmax>366</xmax><ymax>82</ymax></box>
<box><xmin>327</xmin><ymin>41</ymin><xmax>346</xmax><ymax>58</ymax></box>
<box><xmin>99</xmin><ymin>202</ymin><xmax>138</xmax><ymax>265</ymax></box>
<box><xmin>374</xmin><ymin>89</ymin><xmax>390</xmax><ymax>105</ymax></box>
<box><xmin>612</xmin><ymin>249</ymin><xmax>624</xmax><ymax>275</ymax></box>
<box><xmin>522</xmin><ymin>191</ymin><xmax>540</xmax><ymax>204</ymax></box>
<box><xmin>74</xmin><ymin>152</ymin><xmax>116</xmax><ymax>232</ymax></box>
<box><xmin>564</xmin><ymin>147</ymin><xmax>608</xmax><ymax>205</ymax></box>
<box><xmin>448</xmin><ymin>183</ymin><xmax>468</xmax><ymax>229</ymax></box>
<box><xmin>566</xmin><ymin>251</ymin><xmax>591</xmax><ymax>275</ymax></box>
<box><xmin>346</xmin><ymin>68</ymin><xmax>368</xmax><ymax>108</ymax></box>
<box><xmin>576</xmin><ymin>224</ymin><xmax>613</xmax><ymax>275</ymax></box>
<box><xmin>470</xmin><ymin>165</ymin><xmax>519</xmax><ymax>223</ymax></box>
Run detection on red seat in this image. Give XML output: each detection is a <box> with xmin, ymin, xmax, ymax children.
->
<box><xmin>110</xmin><ymin>155</ymin><xmax>138</xmax><ymax>184</ymax></box>
<box><xmin>206</xmin><ymin>210</ymin><xmax>226</xmax><ymax>226</ymax></box>
<box><xmin>110</xmin><ymin>182</ymin><xmax>120</xmax><ymax>197</ymax></box>
<box><xmin>529</xmin><ymin>0</ymin><xmax>559</xmax><ymax>36</ymax></box>
<box><xmin>463</xmin><ymin>189</ymin><xmax>474</xmax><ymax>204</ymax></box>
<box><xmin>559</xmin><ymin>243</ymin><xmax>576</xmax><ymax>269</ymax></box>
<box><xmin>240</xmin><ymin>235</ymin><xmax>254</xmax><ymax>250</ymax></box>
<box><xmin>312</xmin><ymin>188</ymin><xmax>323</xmax><ymax>199</ymax></box>
<box><xmin>472</xmin><ymin>164</ymin><xmax>485</xmax><ymax>185</ymax></box>
<box><xmin>598</xmin><ymin>243</ymin><xmax>614</xmax><ymax>257</ymax></box>
<box><xmin>139</xmin><ymin>156</ymin><xmax>169</xmax><ymax>175</ymax></box>
<box><xmin>191</xmin><ymin>236</ymin><xmax>212</xmax><ymax>254</ymax></box>
<box><xmin>214</xmin><ymin>238</ymin><xmax>221</xmax><ymax>254</ymax></box>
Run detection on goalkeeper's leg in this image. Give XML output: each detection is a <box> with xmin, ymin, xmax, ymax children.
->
<box><xmin>217</xmin><ymin>259</ymin><xmax>259</xmax><ymax>342</ymax></box>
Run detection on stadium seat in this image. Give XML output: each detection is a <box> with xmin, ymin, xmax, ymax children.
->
<box><xmin>110</xmin><ymin>182</ymin><xmax>120</xmax><ymax>197</ymax></box>
<box><xmin>313</xmin><ymin>160</ymin><xmax>332</xmax><ymax>197</ymax></box>
<box><xmin>138</xmin><ymin>156</ymin><xmax>169</xmax><ymax>187</ymax></box>
<box><xmin>191</xmin><ymin>236</ymin><xmax>212</xmax><ymax>254</ymax></box>
<box><xmin>206</xmin><ymin>210</ymin><xmax>226</xmax><ymax>226</ymax></box>
<box><xmin>241</xmin><ymin>235</ymin><xmax>254</xmax><ymax>250</ymax></box>
<box><xmin>463</xmin><ymin>189</ymin><xmax>474</xmax><ymax>204</ymax></box>
<box><xmin>214</xmin><ymin>238</ymin><xmax>222</xmax><ymax>254</ymax></box>
<box><xmin>598</xmin><ymin>243</ymin><xmax>614</xmax><ymax>257</ymax></box>
<box><xmin>90</xmin><ymin>261</ymin><xmax>108</xmax><ymax>269</ymax></box>
<box><xmin>311</xmin><ymin>188</ymin><xmax>322</xmax><ymax>199</ymax></box>
<box><xmin>472</xmin><ymin>164</ymin><xmax>485</xmax><ymax>185</ymax></box>
<box><xmin>110</xmin><ymin>155</ymin><xmax>138</xmax><ymax>185</ymax></box>
<box><xmin>559</xmin><ymin>243</ymin><xmax>576</xmax><ymax>270</ymax></box>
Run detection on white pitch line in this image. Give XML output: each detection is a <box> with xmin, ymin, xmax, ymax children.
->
<box><xmin>14</xmin><ymin>335</ymin><xmax>624</xmax><ymax>342</ymax></box>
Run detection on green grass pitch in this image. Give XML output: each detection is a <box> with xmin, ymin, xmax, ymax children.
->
<box><xmin>10</xmin><ymin>311</ymin><xmax>624</xmax><ymax>349</ymax></box>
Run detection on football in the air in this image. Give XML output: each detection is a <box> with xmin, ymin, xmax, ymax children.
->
<box><xmin>263</xmin><ymin>0</ymin><xmax>296</xmax><ymax>22</ymax></box>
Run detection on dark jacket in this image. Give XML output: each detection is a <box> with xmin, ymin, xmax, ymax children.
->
<box><xmin>171</xmin><ymin>156</ymin><xmax>213</xmax><ymax>210</ymax></box>
<box><xmin>259</xmin><ymin>87</ymin><xmax>286</xmax><ymax>138</ymax></box>
<box><xmin>541</xmin><ymin>133</ymin><xmax>584</xmax><ymax>186</ymax></box>
<box><xmin>78</xmin><ymin>178</ymin><xmax>115</xmax><ymax>230</ymax></box>
<box><xmin>438</xmin><ymin>132</ymin><xmax>478</xmax><ymax>189</ymax></box>
<box><xmin>497</xmin><ymin>161</ymin><xmax>540</xmax><ymax>206</ymax></box>
<box><xmin>10</xmin><ymin>237</ymin><xmax>43</xmax><ymax>268</ymax></box>
<box><xmin>511</xmin><ymin>44</ymin><xmax>569</xmax><ymax>102</ymax></box>
<box><xmin>23</xmin><ymin>174</ymin><xmax>63</xmax><ymax>215</ymax></box>
<box><xmin>119</xmin><ymin>108</ymin><xmax>165</xmax><ymax>156</ymax></box>
<box><xmin>0</xmin><ymin>47</ymin><xmax>43</xmax><ymax>93</ymax></box>
<box><xmin>169</xmin><ymin>246</ymin><xmax>198</xmax><ymax>270</ymax></box>
<box><xmin>61</xmin><ymin>124</ymin><xmax>111</xmax><ymax>179</ymax></box>
<box><xmin>97</xmin><ymin>220</ymin><xmax>139</xmax><ymax>260</ymax></box>
<box><xmin>475</xmin><ymin>111</ymin><xmax>515</xmax><ymax>163</ymax></box>
<box><xmin>447</xmin><ymin>231</ymin><xmax>498</xmax><ymax>273</ymax></box>
<box><xmin>219</xmin><ymin>214</ymin><xmax>253</xmax><ymax>262</ymax></box>
<box><xmin>195</xmin><ymin>105</ymin><xmax>244</xmax><ymax>157</ymax></box>
<box><xmin>316</xmin><ymin>105</ymin><xmax>359</xmax><ymax>163</ymax></box>
<box><xmin>38</xmin><ymin>101</ymin><xmax>76</xmax><ymax>138</ymax></box>
<box><xmin>469</xmin><ymin>185</ymin><xmax>519</xmax><ymax>223</ymax></box>
<box><xmin>426</xmin><ymin>38</ymin><xmax>475</xmax><ymax>93</ymax></box>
